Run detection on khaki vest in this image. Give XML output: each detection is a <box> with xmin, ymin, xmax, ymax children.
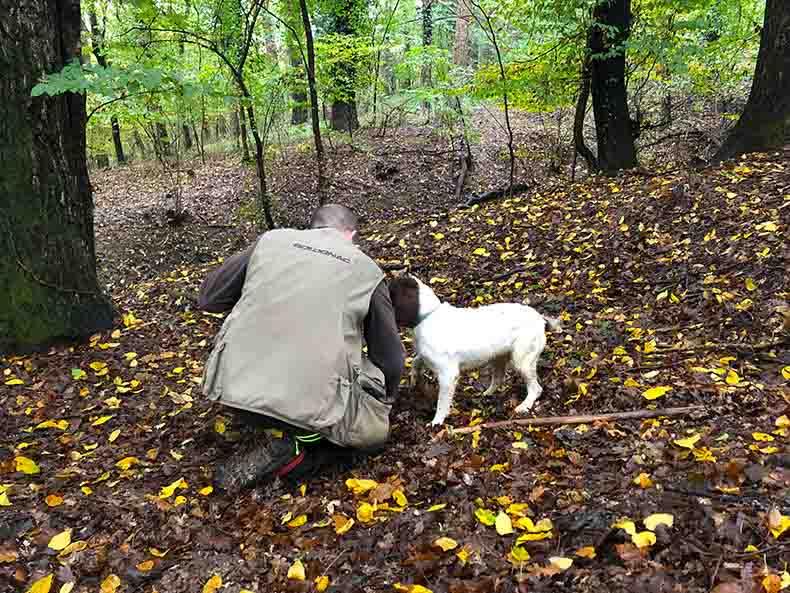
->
<box><xmin>201</xmin><ymin>228</ymin><xmax>391</xmax><ymax>448</ymax></box>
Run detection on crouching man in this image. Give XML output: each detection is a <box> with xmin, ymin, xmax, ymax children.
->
<box><xmin>197</xmin><ymin>204</ymin><xmax>405</xmax><ymax>493</ymax></box>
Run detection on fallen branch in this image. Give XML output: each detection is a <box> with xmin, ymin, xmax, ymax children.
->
<box><xmin>489</xmin><ymin>265</ymin><xmax>532</xmax><ymax>282</ymax></box>
<box><xmin>433</xmin><ymin>405</ymin><xmax>706</xmax><ymax>440</ymax></box>
<box><xmin>461</xmin><ymin>182</ymin><xmax>531</xmax><ymax>208</ymax></box>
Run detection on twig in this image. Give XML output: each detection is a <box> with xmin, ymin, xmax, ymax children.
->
<box><xmin>432</xmin><ymin>405</ymin><xmax>706</xmax><ymax>440</ymax></box>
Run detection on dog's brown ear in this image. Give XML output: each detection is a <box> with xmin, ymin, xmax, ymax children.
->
<box><xmin>388</xmin><ymin>276</ymin><xmax>420</xmax><ymax>328</ymax></box>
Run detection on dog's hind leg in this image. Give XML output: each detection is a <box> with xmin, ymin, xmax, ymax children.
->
<box><xmin>511</xmin><ymin>332</ymin><xmax>546</xmax><ymax>414</ymax></box>
<box><xmin>430</xmin><ymin>365</ymin><xmax>459</xmax><ymax>426</ymax></box>
<box><xmin>482</xmin><ymin>355</ymin><xmax>508</xmax><ymax>397</ymax></box>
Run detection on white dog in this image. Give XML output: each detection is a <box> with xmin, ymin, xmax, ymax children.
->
<box><xmin>389</xmin><ymin>274</ymin><xmax>561</xmax><ymax>426</ymax></box>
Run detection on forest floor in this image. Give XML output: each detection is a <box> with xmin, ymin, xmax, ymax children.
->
<box><xmin>1</xmin><ymin>119</ymin><xmax>789</xmax><ymax>593</ymax></box>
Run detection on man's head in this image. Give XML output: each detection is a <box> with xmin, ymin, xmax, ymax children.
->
<box><xmin>310</xmin><ymin>204</ymin><xmax>359</xmax><ymax>242</ymax></box>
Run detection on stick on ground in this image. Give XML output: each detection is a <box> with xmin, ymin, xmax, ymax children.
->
<box><xmin>432</xmin><ymin>405</ymin><xmax>706</xmax><ymax>440</ymax></box>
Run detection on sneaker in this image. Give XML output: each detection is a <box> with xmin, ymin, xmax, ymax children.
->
<box><xmin>214</xmin><ymin>433</ymin><xmax>301</xmax><ymax>495</ymax></box>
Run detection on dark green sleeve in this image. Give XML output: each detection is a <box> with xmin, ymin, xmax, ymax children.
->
<box><xmin>364</xmin><ymin>279</ymin><xmax>406</xmax><ymax>402</ymax></box>
<box><xmin>196</xmin><ymin>241</ymin><xmax>256</xmax><ymax>312</ymax></box>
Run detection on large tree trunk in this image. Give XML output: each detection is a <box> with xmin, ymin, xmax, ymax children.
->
<box><xmin>714</xmin><ymin>0</ymin><xmax>790</xmax><ymax>162</ymax></box>
<box><xmin>589</xmin><ymin>0</ymin><xmax>637</xmax><ymax>173</ymax></box>
<box><xmin>329</xmin><ymin>0</ymin><xmax>360</xmax><ymax>133</ymax></box>
<box><xmin>574</xmin><ymin>56</ymin><xmax>598</xmax><ymax>173</ymax></box>
<box><xmin>89</xmin><ymin>11</ymin><xmax>126</xmax><ymax>165</ymax></box>
<box><xmin>0</xmin><ymin>0</ymin><xmax>114</xmax><ymax>351</ymax></box>
<box><xmin>453</xmin><ymin>0</ymin><xmax>471</xmax><ymax>67</ymax></box>
<box><xmin>298</xmin><ymin>0</ymin><xmax>327</xmax><ymax>201</ymax></box>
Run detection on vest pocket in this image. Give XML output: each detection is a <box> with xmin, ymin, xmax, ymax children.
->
<box><xmin>328</xmin><ymin>368</ymin><xmax>391</xmax><ymax>448</ymax></box>
<box><xmin>201</xmin><ymin>340</ymin><xmax>226</xmax><ymax>401</ymax></box>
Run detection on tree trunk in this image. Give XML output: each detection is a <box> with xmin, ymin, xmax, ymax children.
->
<box><xmin>421</xmin><ymin>0</ymin><xmax>433</xmax><ymax>114</ymax></box>
<box><xmin>239</xmin><ymin>103</ymin><xmax>251</xmax><ymax>161</ymax></box>
<box><xmin>574</xmin><ymin>57</ymin><xmax>598</xmax><ymax>172</ymax></box>
<box><xmin>182</xmin><ymin>123</ymin><xmax>193</xmax><ymax>150</ymax></box>
<box><xmin>289</xmin><ymin>44</ymin><xmax>309</xmax><ymax>125</ymax></box>
<box><xmin>133</xmin><ymin>130</ymin><xmax>146</xmax><ymax>157</ymax></box>
<box><xmin>298</xmin><ymin>0</ymin><xmax>328</xmax><ymax>201</ymax></box>
<box><xmin>453</xmin><ymin>0</ymin><xmax>471</xmax><ymax>67</ymax></box>
<box><xmin>231</xmin><ymin>109</ymin><xmax>240</xmax><ymax>148</ymax></box>
<box><xmin>329</xmin><ymin>0</ymin><xmax>360</xmax><ymax>133</ymax></box>
<box><xmin>0</xmin><ymin>0</ymin><xmax>114</xmax><ymax>351</ymax></box>
<box><xmin>714</xmin><ymin>0</ymin><xmax>790</xmax><ymax>162</ymax></box>
<box><xmin>589</xmin><ymin>0</ymin><xmax>637</xmax><ymax>173</ymax></box>
<box><xmin>244</xmin><ymin>103</ymin><xmax>275</xmax><ymax>229</ymax></box>
<box><xmin>89</xmin><ymin>12</ymin><xmax>126</xmax><ymax>165</ymax></box>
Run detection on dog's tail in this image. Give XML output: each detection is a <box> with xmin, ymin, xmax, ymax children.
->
<box><xmin>542</xmin><ymin>315</ymin><xmax>563</xmax><ymax>332</ymax></box>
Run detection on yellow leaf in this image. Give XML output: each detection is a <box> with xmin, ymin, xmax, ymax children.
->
<box><xmin>315</xmin><ymin>575</ymin><xmax>330</xmax><ymax>592</ymax></box>
<box><xmin>642</xmin><ymin>385</ymin><xmax>672</xmax><ymax>400</ymax></box>
<box><xmin>299</xmin><ymin>484</ymin><xmax>306</xmax><ymax>497</ymax></box>
<box><xmin>199</xmin><ymin>486</ymin><xmax>213</xmax><ymax>496</ymax></box>
<box><xmin>643</xmin><ymin>513</ymin><xmax>674</xmax><ymax>531</ymax></box>
<box><xmin>287</xmin><ymin>559</ymin><xmax>306</xmax><ymax>581</ymax></box>
<box><xmin>752</xmin><ymin>432</ymin><xmax>774</xmax><ymax>442</ymax></box>
<box><xmin>472</xmin><ymin>247</ymin><xmax>489</xmax><ymax>256</ymax></box>
<box><xmin>549</xmin><ymin>557</ymin><xmax>573</xmax><ymax>570</ymax></box>
<box><xmin>631</xmin><ymin>531</ymin><xmax>657</xmax><ymax>548</ymax></box>
<box><xmin>506</xmin><ymin>503</ymin><xmax>530</xmax><ymax>517</ymax></box>
<box><xmin>763</xmin><ymin>574</ymin><xmax>782</xmax><ymax>593</ymax></box>
<box><xmin>26</xmin><ymin>574</ymin><xmax>53</xmax><ymax>593</ymax></box>
<box><xmin>100</xmin><ymin>574</ymin><xmax>120</xmax><ymax>593</ymax></box>
<box><xmin>149</xmin><ymin>548</ymin><xmax>169</xmax><ymax>557</ymax></box>
<box><xmin>643</xmin><ymin>340</ymin><xmax>656</xmax><ymax>354</ymax></box>
<box><xmin>782</xmin><ymin>367</ymin><xmax>790</xmax><ymax>380</ymax></box>
<box><xmin>692</xmin><ymin>447</ymin><xmax>717</xmax><ymax>462</ymax></box>
<box><xmin>769</xmin><ymin>514</ymin><xmax>790</xmax><ymax>539</ymax></box>
<box><xmin>474</xmin><ymin>508</ymin><xmax>496</xmax><ymax>526</ymax></box>
<box><xmin>214</xmin><ymin>419</ymin><xmax>225</xmax><ymax>434</ymax></box>
<box><xmin>81</xmin><ymin>486</ymin><xmax>92</xmax><ymax>495</ymax></box>
<box><xmin>48</xmin><ymin>529</ymin><xmax>72</xmax><ymax>551</ymax></box>
<box><xmin>89</xmin><ymin>361</ymin><xmax>107</xmax><ymax>371</ymax></box>
<box><xmin>36</xmin><ymin>420</ymin><xmax>69</xmax><ymax>430</ymax></box>
<box><xmin>59</xmin><ymin>583</ymin><xmax>75</xmax><ymax>593</ymax></box>
<box><xmin>115</xmin><ymin>456</ymin><xmax>139</xmax><ymax>470</ymax></box>
<box><xmin>471</xmin><ymin>431</ymin><xmax>480</xmax><ymax>449</ymax></box>
<box><xmin>426</xmin><ymin>503</ymin><xmax>446</xmax><ymax>512</ymax></box>
<box><xmin>173</xmin><ymin>495</ymin><xmax>186</xmax><ymax>506</ymax></box>
<box><xmin>202</xmin><ymin>574</ymin><xmax>222</xmax><ymax>593</ymax></box>
<box><xmin>45</xmin><ymin>494</ymin><xmax>63</xmax><ymax>507</ymax></box>
<box><xmin>673</xmin><ymin>434</ymin><xmax>701</xmax><ymax>449</ymax></box>
<box><xmin>333</xmin><ymin>514</ymin><xmax>355</xmax><ymax>534</ymax></box>
<box><xmin>781</xmin><ymin>571</ymin><xmax>790</xmax><ymax>590</ymax></box>
<box><xmin>158</xmin><ymin>477</ymin><xmax>187</xmax><ymax>499</ymax></box>
<box><xmin>91</xmin><ymin>415</ymin><xmax>113</xmax><ymax>427</ymax></box>
<box><xmin>287</xmin><ymin>514</ymin><xmax>307</xmax><ymax>528</ymax></box>
<box><xmin>613</xmin><ymin>519</ymin><xmax>637</xmax><ymax>536</ymax></box>
<box><xmin>433</xmin><ymin>537</ymin><xmax>458</xmax><ymax>551</ymax></box>
<box><xmin>575</xmin><ymin>546</ymin><xmax>596</xmax><ymax>559</ymax></box>
<box><xmin>495</xmin><ymin>511</ymin><xmax>514</xmax><ymax>535</ymax></box>
<box><xmin>508</xmin><ymin>545</ymin><xmax>531</xmax><ymax>566</ymax></box>
<box><xmin>356</xmin><ymin>502</ymin><xmax>376</xmax><ymax>523</ymax></box>
<box><xmin>57</xmin><ymin>541</ymin><xmax>87</xmax><ymax>559</ymax></box>
<box><xmin>394</xmin><ymin>584</ymin><xmax>434</xmax><ymax>593</ymax></box>
<box><xmin>108</xmin><ymin>429</ymin><xmax>121</xmax><ymax>442</ymax></box>
<box><xmin>345</xmin><ymin>478</ymin><xmax>378</xmax><ymax>495</ymax></box>
<box><xmin>725</xmin><ymin>369</ymin><xmax>741</xmax><ymax>385</ymax></box>
<box><xmin>5</xmin><ymin>378</ymin><xmax>24</xmax><ymax>385</ymax></box>
<box><xmin>633</xmin><ymin>473</ymin><xmax>653</xmax><ymax>489</ymax></box>
<box><xmin>393</xmin><ymin>489</ymin><xmax>407</xmax><ymax>507</ymax></box>
<box><xmin>15</xmin><ymin>456</ymin><xmax>40</xmax><ymax>474</ymax></box>
<box><xmin>623</xmin><ymin>378</ymin><xmax>640</xmax><ymax>388</ymax></box>
<box><xmin>745</xmin><ymin>278</ymin><xmax>756</xmax><ymax>291</ymax></box>
<box><xmin>0</xmin><ymin>492</ymin><xmax>10</xmax><ymax>506</ymax></box>
<box><xmin>744</xmin><ymin>544</ymin><xmax>759</xmax><ymax>553</ymax></box>
<box><xmin>456</xmin><ymin>548</ymin><xmax>470</xmax><ymax>564</ymax></box>
<box><xmin>136</xmin><ymin>560</ymin><xmax>154</xmax><ymax>571</ymax></box>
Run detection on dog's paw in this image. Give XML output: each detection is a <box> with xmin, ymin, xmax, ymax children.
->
<box><xmin>427</xmin><ymin>417</ymin><xmax>445</xmax><ymax>428</ymax></box>
<box><xmin>514</xmin><ymin>403</ymin><xmax>533</xmax><ymax>415</ymax></box>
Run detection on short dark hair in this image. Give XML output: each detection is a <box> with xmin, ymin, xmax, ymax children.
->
<box><xmin>310</xmin><ymin>204</ymin><xmax>358</xmax><ymax>232</ymax></box>
<box><xmin>388</xmin><ymin>275</ymin><xmax>420</xmax><ymax>328</ymax></box>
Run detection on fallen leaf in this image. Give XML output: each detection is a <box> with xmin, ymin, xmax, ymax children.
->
<box><xmin>35</xmin><ymin>420</ymin><xmax>69</xmax><ymax>430</ymax></box>
<box><xmin>45</xmin><ymin>494</ymin><xmax>63</xmax><ymax>507</ymax></box>
<box><xmin>0</xmin><ymin>492</ymin><xmax>10</xmax><ymax>506</ymax></box>
<box><xmin>495</xmin><ymin>511</ymin><xmax>514</xmax><ymax>535</ymax></box>
<box><xmin>136</xmin><ymin>560</ymin><xmax>154</xmax><ymax>571</ymax></box>
<box><xmin>613</xmin><ymin>519</ymin><xmax>637</xmax><ymax>536</ymax></box>
<box><xmin>633</xmin><ymin>473</ymin><xmax>653</xmax><ymax>488</ymax></box>
<box><xmin>199</xmin><ymin>486</ymin><xmax>213</xmax><ymax>496</ymax></box>
<box><xmin>345</xmin><ymin>478</ymin><xmax>378</xmax><ymax>495</ymax></box>
<box><xmin>642</xmin><ymin>386</ymin><xmax>672</xmax><ymax>400</ymax></box>
<box><xmin>287</xmin><ymin>514</ymin><xmax>307</xmax><ymax>528</ymax></box>
<box><xmin>158</xmin><ymin>477</ymin><xmax>187</xmax><ymax>499</ymax></box>
<box><xmin>91</xmin><ymin>415</ymin><xmax>112</xmax><ymax>427</ymax></box>
<box><xmin>115</xmin><ymin>456</ymin><xmax>139</xmax><ymax>470</ymax></box>
<box><xmin>549</xmin><ymin>556</ymin><xmax>573</xmax><ymax>570</ymax></box>
<box><xmin>752</xmin><ymin>432</ymin><xmax>774</xmax><ymax>442</ymax></box>
<box><xmin>644</xmin><ymin>513</ymin><xmax>674</xmax><ymax>531</ymax></box>
<box><xmin>287</xmin><ymin>559</ymin><xmax>306</xmax><ymax>581</ymax></box>
<box><xmin>673</xmin><ymin>434</ymin><xmax>701</xmax><ymax>449</ymax></box>
<box><xmin>393</xmin><ymin>489</ymin><xmax>407</xmax><ymax>507</ymax></box>
<box><xmin>474</xmin><ymin>508</ymin><xmax>496</xmax><ymax>526</ymax></box>
<box><xmin>425</xmin><ymin>503</ymin><xmax>446</xmax><ymax>512</ymax></box>
<box><xmin>149</xmin><ymin>548</ymin><xmax>169</xmax><ymax>557</ymax></box>
<box><xmin>575</xmin><ymin>546</ymin><xmax>596</xmax><ymax>559</ymax></box>
<box><xmin>507</xmin><ymin>545</ymin><xmax>531</xmax><ymax>566</ymax></box>
<box><xmin>315</xmin><ymin>575</ymin><xmax>330</xmax><ymax>592</ymax></box>
<box><xmin>48</xmin><ymin>529</ymin><xmax>72</xmax><ymax>551</ymax></box>
<box><xmin>15</xmin><ymin>456</ymin><xmax>40</xmax><ymax>474</ymax></box>
<box><xmin>100</xmin><ymin>574</ymin><xmax>120</xmax><ymax>593</ymax></box>
<box><xmin>333</xmin><ymin>514</ymin><xmax>354</xmax><ymax>534</ymax></box>
<box><xmin>456</xmin><ymin>548</ymin><xmax>470</xmax><ymax>564</ymax></box>
<box><xmin>433</xmin><ymin>537</ymin><xmax>458</xmax><ymax>551</ymax></box>
<box><xmin>57</xmin><ymin>541</ymin><xmax>87</xmax><ymax>559</ymax></box>
<box><xmin>0</xmin><ymin>545</ymin><xmax>18</xmax><ymax>563</ymax></box>
<box><xmin>762</xmin><ymin>574</ymin><xmax>782</xmax><ymax>593</ymax></box>
<box><xmin>202</xmin><ymin>574</ymin><xmax>222</xmax><ymax>593</ymax></box>
<box><xmin>356</xmin><ymin>502</ymin><xmax>376</xmax><ymax>523</ymax></box>
<box><xmin>393</xmin><ymin>584</ymin><xmax>433</xmax><ymax>593</ymax></box>
<box><xmin>631</xmin><ymin>531</ymin><xmax>657</xmax><ymax>548</ymax></box>
<box><xmin>26</xmin><ymin>574</ymin><xmax>53</xmax><ymax>593</ymax></box>
<box><xmin>108</xmin><ymin>429</ymin><xmax>121</xmax><ymax>442</ymax></box>
<box><xmin>59</xmin><ymin>583</ymin><xmax>75</xmax><ymax>593</ymax></box>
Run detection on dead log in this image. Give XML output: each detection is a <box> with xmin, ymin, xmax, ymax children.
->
<box><xmin>461</xmin><ymin>182</ymin><xmax>530</xmax><ymax>208</ymax></box>
<box><xmin>432</xmin><ymin>405</ymin><xmax>706</xmax><ymax>440</ymax></box>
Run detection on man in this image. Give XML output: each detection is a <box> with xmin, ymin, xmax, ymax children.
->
<box><xmin>197</xmin><ymin>204</ymin><xmax>405</xmax><ymax>493</ymax></box>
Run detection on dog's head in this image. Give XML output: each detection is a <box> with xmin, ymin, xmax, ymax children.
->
<box><xmin>388</xmin><ymin>273</ymin><xmax>440</xmax><ymax>328</ymax></box>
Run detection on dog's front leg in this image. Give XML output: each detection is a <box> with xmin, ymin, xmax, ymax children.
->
<box><xmin>430</xmin><ymin>366</ymin><xmax>459</xmax><ymax>426</ymax></box>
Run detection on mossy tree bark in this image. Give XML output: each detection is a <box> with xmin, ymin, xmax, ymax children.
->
<box><xmin>714</xmin><ymin>0</ymin><xmax>790</xmax><ymax>162</ymax></box>
<box><xmin>0</xmin><ymin>0</ymin><xmax>115</xmax><ymax>352</ymax></box>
